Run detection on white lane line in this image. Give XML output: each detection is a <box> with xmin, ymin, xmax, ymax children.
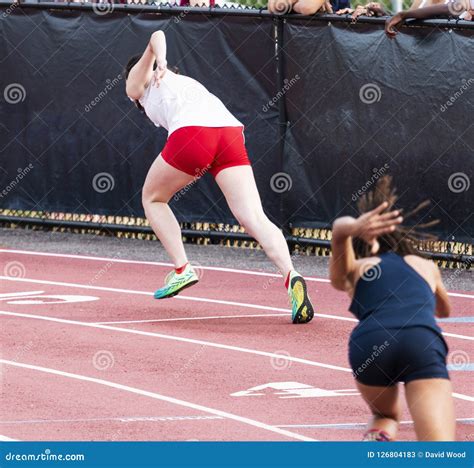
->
<box><xmin>0</xmin><ymin>310</ymin><xmax>351</xmax><ymax>373</ymax></box>
<box><xmin>96</xmin><ymin>315</ymin><xmax>474</xmax><ymax>335</ymax></box>
<box><xmin>0</xmin><ymin>415</ymin><xmax>225</xmax><ymax>425</ymax></box>
<box><xmin>449</xmin><ymin>293</ymin><xmax>474</xmax><ymax>299</ymax></box>
<box><xmin>2</xmin><ymin>310</ymin><xmax>474</xmax><ymax>404</ymax></box>
<box><xmin>277</xmin><ymin>417</ymin><xmax>474</xmax><ymax>429</ymax></box>
<box><xmin>96</xmin><ymin>314</ymin><xmax>289</xmax><ymax>325</ymax></box>
<box><xmin>0</xmin><ymin>248</ymin><xmax>330</xmax><ymax>283</ymax></box>
<box><xmin>3</xmin><ymin>248</ymin><xmax>474</xmax><ymax>299</ymax></box>
<box><xmin>452</xmin><ymin>393</ymin><xmax>474</xmax><ymax>402</ymax></box>
<box><xmin>0</xmin><ymin>435</ymin><xmax>18</xmax><ymax>441</ymax></box>
<box><xmin>1</xmin><ymin>276</ymin><xmax>472</xmax><ymax>341</ymax></box>
<box><xmin>0</xmin><ymin>275</ymin><xmax>356</xmax><ymax>325</ymax></box>
<box><xmin>443</xmin><ymin>332</ymin><xmax>474</xmax><ymax>341</ymax></box>
<box><xmin>0</xmin><ymin>291</ymin><xmax>44</xmax><ymax>299</ymax></box>
<box><xmin>0</xmin><ymin>359</ymin><xmax>315</xmax><ymax>442</ymax></box>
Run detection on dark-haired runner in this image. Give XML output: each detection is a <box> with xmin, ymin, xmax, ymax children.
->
<box><xmin>329</xmin><ymin>176</ymin><xmax>455</xmax><ymax>441</ymax></box>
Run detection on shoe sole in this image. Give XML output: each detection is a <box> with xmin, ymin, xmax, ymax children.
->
<box><xmin>154</xmin><ymin>279</ymin><xmax>199</xmax><ymax>300</ymax></box>
<box><xmin>291</xmin><ymin>276</ymin><xmax>314</xmax><ymax>324</ymax></box>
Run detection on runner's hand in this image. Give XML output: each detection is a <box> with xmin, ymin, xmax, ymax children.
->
<box><xmin>352</xmin><ymin>202</ymin><xmax>403</xmax><ymax>254</ymax></box>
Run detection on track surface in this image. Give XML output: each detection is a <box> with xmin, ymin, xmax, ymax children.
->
<box><xmin>0</xmin><ymin>248</ymin><xmax>473</xmax><ymax>441</ymax></box>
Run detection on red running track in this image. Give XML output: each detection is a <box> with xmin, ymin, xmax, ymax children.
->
<box><xmin>0</xmin><ymin>248</ymin><xmax>473</xmax><ymax>442</ymax></box>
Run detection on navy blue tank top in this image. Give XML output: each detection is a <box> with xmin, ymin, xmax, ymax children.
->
<box><xmin>349</xmin><ymin>252</ymin><xmax>443</xmax><ymax>338</ymax></box>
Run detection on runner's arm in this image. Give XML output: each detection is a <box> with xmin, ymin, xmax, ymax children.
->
<box><xmin>330</xmin><ymin>203</ymin><xmax>403</xmax><ymax>292</ymax></box>
<box><xmin>126</xmin><ymin>31</ymin><xmax>167</xmax><ymax>100</ymax></box>
<box><xmin>434</xmin><ymin>265</ymin><xmax>451</xmax><ymax>318</ymax></box>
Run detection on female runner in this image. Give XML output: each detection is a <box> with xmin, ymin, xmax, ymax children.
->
<box><xmin>329</xmin><ymin>176</ymin><xmax>455</xmax><ymax>440</ymax></box>
<box><xmin>124</xmin><ymin>30</ymin><xmax>314</xmax><ymax>324</ymax></box>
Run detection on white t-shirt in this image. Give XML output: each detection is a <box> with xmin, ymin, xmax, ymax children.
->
<box><xmin>139</xmin><ymin>70</ymin><xmax>243</xmax><ymax>135</ymax></box>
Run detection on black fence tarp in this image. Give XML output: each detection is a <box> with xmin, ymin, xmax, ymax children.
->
<box><xmin>283</xmin><ymin>20</ymin><xmax>474</xmax><ymax>241</ymax></box>
<box><xmin>0</xmin><ymin>4</ymin><xmax>473</xmax><ymax>242</ymax></box>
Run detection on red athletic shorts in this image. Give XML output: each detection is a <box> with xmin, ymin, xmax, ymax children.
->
<box><xmin>161</xmin><ymin>126</ymin><xmax>251</xmax><ymax>178</ymax></box>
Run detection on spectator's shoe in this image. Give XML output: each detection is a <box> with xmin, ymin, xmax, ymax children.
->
<box><xmin>288</xmin><ymin>271</ymin><xmax>314</xmax><ymax>324</ymax></box>
<box><xmin>154</xmin><ymin>264</ymin><xmax>199</xmax><ymax>299</ymax></box>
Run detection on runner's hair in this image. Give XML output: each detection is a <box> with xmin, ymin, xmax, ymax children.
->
<box><xmin>352</xmin><ymin>175</ymin><xmax>439</xmax><ymax>258</ymax></box>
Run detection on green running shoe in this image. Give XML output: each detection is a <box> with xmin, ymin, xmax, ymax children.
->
<box><xmin>288</xmin><ymin>271</ymin><xmax>314</xmax><ymax>324</ymax></box>
<box><xmin>154</xmin><ymin>263</ymin><xmax>199</xmax><ymax>299</ymax></box>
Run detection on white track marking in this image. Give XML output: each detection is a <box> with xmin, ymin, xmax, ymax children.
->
<box><xmin>1</xmin><ymin>276</ymin><xmax>472</xmax><ymax>341</ymax></box>
<box><xmin>0</xmin><ymin>415</ymin><xmax>225</xmax><ymax>425</ymax></box>
<box><xmin>3</xmin><ymin>248</ymin><xmax>474</xmax><ymax>298</ymax></box>
<box><xmin>449</xmin><ymin>293</ymin><xmax>474</xmax><ymax>299</ymax></box>
<box><xmin>0</xmin><ymin>435</ymin><xmax>17</xmax><ymax>441</ymax></box>
<box><xmin>0</xmin><ymin>248</ymin><xmax>330</xmax><ymax>283</ymax></box>
<box><xmin>96</xmin><ymin>313</ymin><xmax>289</xmax><ymax>325</ymax></box>
<box><xmin>0</xmin><ymin>310</ymin><xmax>351</xmax><ymax>373</ymax></box>
<box><xmin>452</xmin><ymin>393</ymin><xmax>474</xmax><ymax>402</ymax></box>
<box><xmin>2</xmin><ymin>310</ymin><xmax>474</xmax><ymax>403</ymax></box>
<box><xmin>0</xmin><ymin>359</ymin><xmax>315</xmax><ymax>442</ymax></box>
<box><xmin>0</xmin><ymin>291</ymin><xmax>44</xmax><ymax>299</ymax></box>
<box><xmin>443</xmin><ymin>332</ymin><xmax>474</xmax><ymax>341</ymax></box>
<box><xmin>0</xmin><ymin>275</ymin><xmax>355</xmax><ymax>325</ymax></box>
<box><xmin>0</xmin><ymin>275</ymin><xmax>151</xmax><ymax>296</ymax></box>
<box><xmin>277</xmin><ymin>418</ymin><xmax>474</xmax><ymax>429</ymax></box>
